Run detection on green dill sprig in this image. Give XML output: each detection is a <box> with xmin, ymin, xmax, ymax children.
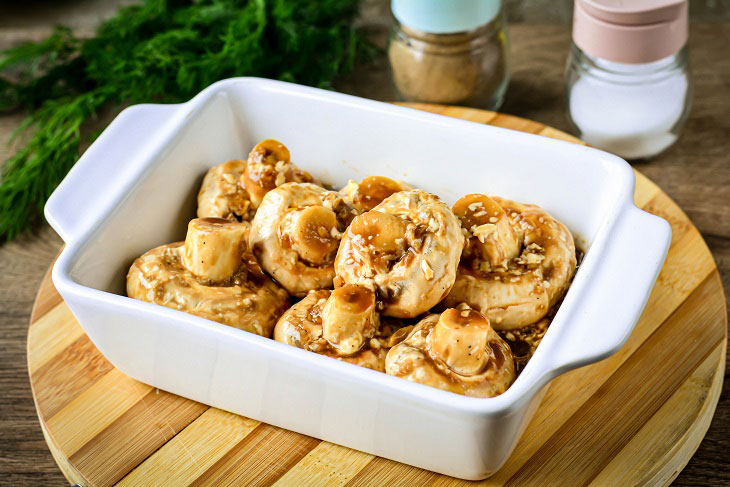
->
<box><xmin>0</xmin><ymin>0</ymin><xmax>371</xmax><ymax>240</ymax></box>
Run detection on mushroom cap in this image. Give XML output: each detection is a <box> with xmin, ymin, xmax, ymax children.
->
<box><xmin>197</xmin><ymin>160</ymin><xmax>253</xmax><ymax>221</ymax></box>
<box><xmin>127</xmin><ymin>240</ymin><xmax>289</xmax><ymax>337</ymax></box>
<box><xmin>444</xmin><ymin>196</ymin><xmax>577</xmax><ymax>330</ymax></box>
<box><xmin>385</xmin><ymin>309</ymin><xmax>516</xmax><ymax>398</ymax></box>
<box><xmin>250</xmin><ymin>182</ymin><xmax>354</xmax><ymax>297</ymax></box>
<box><xmin>335</xmin><ymin>189</ymin><xmax>463</xmax><ymax>318</ymax></box>
<box><xmin>273</xmin><ymin>289</ymin><xmax>395</xmax><ymax>371</ymax></box>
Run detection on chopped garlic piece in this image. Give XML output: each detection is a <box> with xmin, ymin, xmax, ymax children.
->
<box><xmin>274</xmin><ymin>160</ymin><xmax>288</xmax><ymax>172</ymax></box>
<box><xmin>467</xmin><ymin>201</ymin><xmax>483</xmax><ymax>212</ymax></box>
<box><xmin>222</xmin><ymin>173</ymin><xmax>236</xmax><ymax>184</ymax></box>
<box><xmin>472</xmin><ymin>223</ymin><xmax>496</xmax><ymax>243</ymax></box>
<box><xmin>275</xmin><ymin>171</ymin><xmax>286</xmax><ymax>186</ymax></box>
<box><xmin>523</xmin><ymin>252</ymin><xmax>545</xmax><ymax>265</ymax></box>
<box><xmin>421</xmin><ymin>259</ymin><xmax>434</xmax><ymax>280</ymax></box>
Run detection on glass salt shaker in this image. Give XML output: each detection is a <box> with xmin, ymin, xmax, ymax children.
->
<box><xmin>565</xmin><ymin>0</ymin><xmax>692</xmax><ymax>161</ymax></box>
<box><xmin>388</xmin><ymin>0</ymin><xmax>509</xmax><ymax>110</ymax></box>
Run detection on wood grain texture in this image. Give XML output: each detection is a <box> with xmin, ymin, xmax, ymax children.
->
<box><xmin>24</xmin><ymin>106</ymin><xmax>727</xmax><ymax>486</ymax></box>
<box><xmin>1</xmin><ymin>7</ymin><xmax>728</xmax><ymax>486</ymax></box>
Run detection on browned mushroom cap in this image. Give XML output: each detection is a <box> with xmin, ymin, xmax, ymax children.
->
<box><xmin>250</xmin><ymin>182</ymin><xmax>353</xmax><ymax>296</ymax></box>
<box><xmin>452</xmin><ymin>194</ymin><xmax>521</xmax><ymax>270</ymax></box>
<box><xmin>385</xmin><ymin>308</ymin><xmax>516</xmax><ymax>398</ymax></box>
<box><xmin>340</xmin><ymin>176</ymin><xmax>411</xmax><ymax>213</ymax></box>
<box><xmin>444</xmin><ymin>196</ymin><xmax>577</xmax><ymax>330</ymax></box>
<box><xmin>335</xmin><ymin>190</ymin><xmax>463</xmax><ymax>318</ymax></box>
<box><xmin>273</xmin><ymin>288</ymin><xmax>392</xmax><ymax>371</ymax></box>
<box><xmin>127</xmin><ymin>218</ymin><xmax>289</xmax><ymax>337</ymax></box>
<box><xmin>242</xmin><ymin>139</ymin><xmax>318</xmax><ymax>208</ymax></box>
<box><xmin>197</xmin><ymin>160</ymin><xmax>253</xmax><ymax>221</ymax></box>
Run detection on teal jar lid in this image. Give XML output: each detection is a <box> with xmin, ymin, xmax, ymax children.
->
<box><xmin>392</xmin><ymin>0</ymin><xmax>502</xmax><ymax>34</ymax></box>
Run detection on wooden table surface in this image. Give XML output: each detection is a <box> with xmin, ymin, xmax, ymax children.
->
<box><xmin>1</xmin><ymin>2</ymin><xmax>728</xmax><ymax>485</ymax></box>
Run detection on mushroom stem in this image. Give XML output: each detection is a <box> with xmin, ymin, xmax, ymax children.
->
<box><xmin>322</xmin><ymin>284</ymin><xmax>378</xmax><ymax>355</ymax></box>
<box><xmin>182</xmin><ymin>218</ymin><xmax>248</xmax><ymax>281</ymax></box>
<box><xmin>287</xmin><ymin>205</ymin><xmax>339</xmax><ymax>265</ymax></box>
<box><xmin>349</xmin><ymin>210</ymin><xmax>409</xmax><ymax>253</ymax></box>
<box><xmin>243</xmin><ymin>139</ymin><xmax>292</xmax><ymax>207</ymax></box>
<box><xmin>453</xmin><ymin>194</ymin><xmax>521</xmax><ymax>269</ymax></box>
<box><xmin>427</xmin><ymin>308</ymin><xmax>491</xmax><ymax>376</ymax></box>
<box><xmin>341</xmin><ymin>176</ymin><xmax>410</xmax><ymax>212</ymax></box>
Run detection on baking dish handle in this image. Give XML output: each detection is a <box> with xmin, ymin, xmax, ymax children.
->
<box><xmin>45</xmin><ymin>103</ymin><xmax>180</xmax><ymax>243</ymax></box>
<box><xmin>544</xmin><ymin>205</ymin><xmax>671</xmax><ymax>376</ymax></box>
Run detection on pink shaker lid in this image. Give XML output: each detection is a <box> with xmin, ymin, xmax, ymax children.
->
<box><xmin>573</xmin><ymin>0</ymin><xmax>688</xmax><ymax>64</ymax></box>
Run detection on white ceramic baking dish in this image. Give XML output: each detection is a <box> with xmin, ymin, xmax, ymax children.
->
<box><xmin>45</xmin><ymin>78</ymin><xmax>671</xmax><ymax>480</ymax></box>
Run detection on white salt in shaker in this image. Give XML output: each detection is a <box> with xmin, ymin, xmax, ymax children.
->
<box><xmin>565</xmin><ymin>0</ymin><xmax>692</xmax><ymax>160</ymax></box>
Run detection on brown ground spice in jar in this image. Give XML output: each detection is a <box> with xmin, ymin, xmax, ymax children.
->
<box><xmin>388</xmin><ymin>22</ymin><xmax>508</xmax><ymax>108</ymax></box>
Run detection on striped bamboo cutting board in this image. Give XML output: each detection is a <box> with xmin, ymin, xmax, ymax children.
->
<box><xmin>28</xmin><ymin>105</ymin><xmax>726</xmax><ymax>487</ymax></box>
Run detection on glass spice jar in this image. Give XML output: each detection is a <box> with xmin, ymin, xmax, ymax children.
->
<box><xmin>388</xmin><ymin>0</ymin><xmax>509</xmax><ymax>110</ymax></box>
<box><xmin>565</xmin><ymin>0</ymin><xmax>692</xmax><ymax>161</ymax></box>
